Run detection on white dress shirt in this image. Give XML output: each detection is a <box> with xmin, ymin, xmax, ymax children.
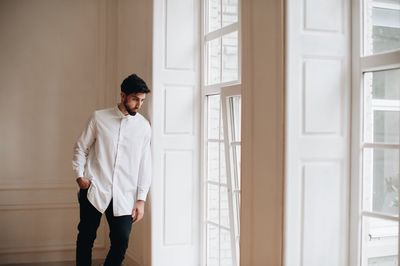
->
<box><xmin>72</xmin><ymin>106</ymin><xmax>152</xmax><ymax>216</ymax></box>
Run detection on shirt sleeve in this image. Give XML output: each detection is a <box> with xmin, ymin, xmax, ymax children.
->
<box><xmin>72</xmin><ymin>113</ymin><xmax>96</xmax><ymax>178</ymax></box>
<box><xmin>136</xmin><ymin>128</ymin><xmax>152</xmax><ymax>201</ymax></box>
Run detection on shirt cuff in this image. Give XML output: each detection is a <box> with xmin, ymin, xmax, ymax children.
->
<box><xmin>74</xmin><ymin>170</ymin><xmax>84</xmax><ymax>178</ymax></box>
<box><xmin>137</xmin><ymin>190</ymin><xmax>148</xmax><ymax>202</ymax></box>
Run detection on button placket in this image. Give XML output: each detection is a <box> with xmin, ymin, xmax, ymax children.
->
<box><xmin>112</xmin><ymin>118</ymin><xmax>126</xmax><ymax>214</ymax></box>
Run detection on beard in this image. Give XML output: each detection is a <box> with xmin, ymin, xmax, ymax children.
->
<box><xmin>124</xmin><ymin>99</ymin><xmax>137</xmax><ymax>116</ymax></box>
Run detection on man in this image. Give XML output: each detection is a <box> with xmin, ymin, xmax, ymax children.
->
<box><xmin>72</xmin><ymin>74</ymin><xmax>152</xmax><ymax>266</ymax></box>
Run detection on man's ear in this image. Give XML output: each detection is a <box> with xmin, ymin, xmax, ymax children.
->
<box><xmin>120</xmin><ymin>92</ymin><xmax>126</xmax><ymax>101</ymax></box>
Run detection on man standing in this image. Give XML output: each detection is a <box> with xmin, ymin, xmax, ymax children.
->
<box><xmin>72</xmin><ymin>74</ymin><xmax>152</xmax><ymax>266</ymax></box>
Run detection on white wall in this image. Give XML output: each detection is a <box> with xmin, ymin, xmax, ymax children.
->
<box><xmin>0</xmin><ymin>0</ymin><xmax>152</xmax><ymax>264</ymax></box>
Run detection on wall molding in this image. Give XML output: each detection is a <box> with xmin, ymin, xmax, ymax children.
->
<box><xmin>162</xmin><ymin>150</ymin><xmax>194</xmax><ymax>246</ymax></box>
<box><xmin>0</xmin><ymin>202</ymin><xmax>77</xmax><ymax>211</ymax></box>
<box><xmin>0</xmin><ymin>183</ymin><xmax>76</xmax><ymax>191</ymax></box>
<box><xmin>163</xmin><ymin>0</ymin><xmax>196</xmax><ymax>71</ymax></box>
<box><xmin>0</xmin><ymin>242</ymin><xmax>105</xmax><ymax>255</ymax></box>
<box><xmin>163</xmin><ymin>85</ymin><xmax>195</xmax><ymax>135</ymax></box>
<box><xmin>125</xmin><ymin>250</ymin><xmax>142</xmax><ymax>266</ymax></box>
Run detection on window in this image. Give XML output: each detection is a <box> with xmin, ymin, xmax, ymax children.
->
<box><xmin>353</xmin><ymin>0</ymin><xmax>400</xmax><ymax>265</ymax></box>
<box><xmin>202</xmin><ymin>0</ymin><xmax>241</xmax><ymax>265</ymax></box>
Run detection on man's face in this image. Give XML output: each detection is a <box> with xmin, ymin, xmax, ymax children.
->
<box><xmin>122</xmin><ymin>92</ymin><xmax>146</xmax><ymax>116</ymax></box>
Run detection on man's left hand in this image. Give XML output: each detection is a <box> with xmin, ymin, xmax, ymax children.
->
<box><xmin>132</xmin><ymin>200</ymin><xmax>145</xmax><ymax>224</ymax></box>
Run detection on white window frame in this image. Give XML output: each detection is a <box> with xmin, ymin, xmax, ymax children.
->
<box><xmin>201</xmin><ymin>1</ymin><xmax>241</xmax><ymax>265</ymax></box>
<box><xmin>351</xmin><ymin>0</ymin><xmax>400</xmax><ymax>265</ymax></box>
<box><xmin>202</xmin><ymin>0</ymin><xmax>241</xmax><ymax>90</ymax></box>
<box><xmin>221</xmin><ymin>85</ymin><xmax>241</xmax><ymax>265</ymax></box>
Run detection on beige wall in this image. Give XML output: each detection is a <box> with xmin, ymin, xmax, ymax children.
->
<box><xmin>0</xmin><ymin>0</ymin><xmax>285</xmax><ymax>265</ymax></box>
<box><xmin>0</xmin><ymin>0</ymin><xmax>152</xmax><ymax>265</ymax></box>
<box><xmin>116</xmin><ymin>0</ymin><xmax>152</xmax><ymax>265</ymax></box>
<box><xmin>241</xmin><ymin>0</ymin><xmax>285</xmax><ymax>265</ymax></box>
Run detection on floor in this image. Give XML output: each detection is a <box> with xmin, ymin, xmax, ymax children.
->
<box><xmin>2</xmin><ymin>260</ymin><xmax>103</xmax><ymax>266</ymax></box>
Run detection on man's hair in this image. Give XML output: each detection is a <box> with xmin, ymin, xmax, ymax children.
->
<box><xmin>121</xmin><ymin>74</ymin><xmax>151</xmax><ymax>95</ymax></box>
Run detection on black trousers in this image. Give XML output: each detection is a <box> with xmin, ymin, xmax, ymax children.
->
<box><xmin>76</xmin><ymin>189</ymin><xmax>133</xmax><ymax>266</ymax></box>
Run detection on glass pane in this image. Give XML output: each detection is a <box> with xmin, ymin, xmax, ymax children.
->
<box><xmin>207</xmin><ymin>38</ymin><xmax>221</xmax><ymax>85</ymax></box>
<box><xmin>207</xmin><ymin>224</ymin><xmax>219</xmax><ymax>266</ymax></box>
<box><xmin>208</xmin><ymin>142</ymin><xmax>220</xmax><ymax>182</ymax></box>
<box><xmin>230</xmin><ymin>96</ymin><xmax>241</xmax><ymax>141</ymax></box>
<box><xmin>374</xmin><ymin>111</ymin><xmax>400</xmax><ymax>143</ymax></box>
<box><xmin>368</xmin><ymin>69</ymin><xmax>400</xmax><ymax>100</ymax></box>
<box><xmin>220</xmin><ymin>229</ymin><xmax>233</xmax><ymax>266</ymax></box>
<box><xmin>208</xmin><ymin>95</ymin><xmax>221</xmax><ymax>139</ymax></box>
<box><xmin>364</xmin><ymin>0</ymin><xmax>400</xmax><ymax>55</ymax></box>
<box><xmin>232</xmin><ymin>144</ymin><xmax>241</xmax><ymax>234</ymax></box>
<box><xmin>222</xmin><ymin>0</ymin><xmax>238</xmax><ymax>27</ymax></box>
<box><xmin>220</xmin><ymin>142</ymin><xmax>227</xmax><ymax>184</ymax></box>
<box><xmin>208</xmin><ymin>0</ymin><xmax>221</xmax><ymax>33</ymax></box>
<box><xmin>220</xmin><ymin>103</ymin><xmax>225</xmax><ymax>139</ymax></box>
<box><xmin>220</xmin><ymin>186</ymin><xmax>230</xmax><ymax>228</ymax></box>
<box><xmin>234</xmin><ymin>145</ymin><xmax>241</xmax><ymax>190</ymax></box>
<box><xmin>364</xmin><ymin>69</ymin><xmax>400</xmax><ymax>144</ymax></box>
<box><xmin>362</xmin><ymin>216</ymin><xmax>398</xmax><ymax>265</ymax></box>
<box><xmin>222</xmin><ymin>31</ymin><xmax>239</xmax><ymax>83</ymax></box>
<box><xmin>234</xmin><ymin>191</ymin><xmax>241</xmax><ymax>235</ymax></box>
<box><xmin>363</xmin><ymin>148</ymin><xmax>400</xmax><ymax>216</ymax></box>
<box><xmin>369</xmin><ymin>256</ymin><xmax>399</xmax><ymax>265</ymax></box>
<box><xmin>208</xmin><ymin>183</ymin><xmax>219</xmax><ymax>223</ymax></box>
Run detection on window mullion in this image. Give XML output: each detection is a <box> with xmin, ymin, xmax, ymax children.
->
<box><xmin>208</xmin><ymin>139</ymin><xmax>224</xmax><ymax>143</ymax></box>
<box><xmin>207</xmin><ymin>180</ymin><xmax>228</xmax><ymax>187</ymax></box>
<box><xmin>218</xmin><ymin>97</ymin><xmax>222</xmax><ymax>266</ymax></box>
<box><xmin>363</xmin><ymin>143</ymin><xmax>400</xmax><ymax>149</ymax></box>
<box><xmin>220</xmin><ymin>36</ymin><xmax>223</xmax><ymax>85</ymax></box>
<box><xmin>205</xmin><ymin>23</ymin><xmax>239</xmax><ymax>42</ymax></box>
<box><xmin>204</xmin><ymin>80</ymin><xmax>241</xmax><ymax>94</ymax></box>
<box><xmin>362</xmin><ymin>211</ymin><xmax>399</xmax><ymax>222</ymax></box>
<box><xmin>360</xmin><ymin>50</ymin><xmax>400</xmax><ymax>72</ymax></box>
<box><xmin>207</xmin><ymin>220</ymin><xmax>231</xmax><ymax>231</ymax></box>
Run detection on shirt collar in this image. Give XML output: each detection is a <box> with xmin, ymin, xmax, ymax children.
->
<box><xmin>114</xmin><ymin>105</ymin><xmax>132</xmax><ymax>119</ymax></box>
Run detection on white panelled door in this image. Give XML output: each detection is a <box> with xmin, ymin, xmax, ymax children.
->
<box><xmin>152</xmin><ymin>0</ymin><xmax>201</xmax><ymax>265</ymax></box>
<box><xmin>285</xmin><ymin>0</ymin><xmax>351</xmax><ymax>265</ymax></box>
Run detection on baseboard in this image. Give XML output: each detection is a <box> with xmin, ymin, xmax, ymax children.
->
<box><xmin>1</xmin><ymin>260</ymin><xmax>102</xmax><ymax>266</ymax></box>
<box><xmin>124</xmin><ymin>253</ymin><xmax>142</xmax><ymax>266</ymax></box>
